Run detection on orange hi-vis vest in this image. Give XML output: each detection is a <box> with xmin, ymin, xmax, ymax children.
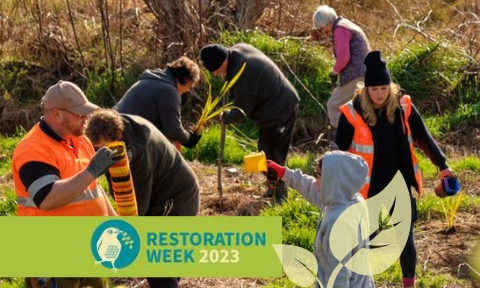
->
<box><xmin>12</xmin><ymin>123</ymin><xmax>108</xmax><ymax>216</ymax></box>
<box><xmin>339</xmin><ymin>95</ymin><xmax>423</xmax><ymax>199</ymax></box>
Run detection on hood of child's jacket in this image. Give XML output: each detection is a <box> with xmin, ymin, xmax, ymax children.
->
<box><xmin>141</xmin><ymin>68</ymin><xmax>176</xmax><ymax>86</ymax></box>
<box><xmin>320</xmin><ymin>150</ymin><xmax>369</xmax><ymax>206</ymax></box>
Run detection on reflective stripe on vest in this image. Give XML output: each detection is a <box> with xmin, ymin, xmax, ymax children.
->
<box><xmin>400</xmin><ymin>96</ymin><xmax>423</xmax><ymax>195</ymax></box>
<box><xmin>17</xmin><ymin>186</ymin><xmax>102</xmax><ymax>208</ymax></box>
<box><xmin>27</xmin><ymin>174</ymin><xmax>60</xmax><ymax>199</ymax></box>
<box><xmin>350</xmin><ymin>141</ymin><xmax>374</xmax><ymax>154</ymax></box>
<box><xmin>340</xmin><ymin>101</ymin><xmax>373</xmax><ymax>199</ymax></box>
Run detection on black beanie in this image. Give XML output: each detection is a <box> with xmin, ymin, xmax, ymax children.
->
<box><xmin>364</xmin><ymin>50</ymin><xmax>391</xmax><ymax>87</ymax></box>
<box><xmin>200</xmin><ymin>44</ymin><xmax>228</xmax><ymax>72</ymax></box>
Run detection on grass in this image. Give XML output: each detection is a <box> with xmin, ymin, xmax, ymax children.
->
<box><xmin>416</xmin><ymin>192</ymin><xmax>479</xmax><ymax>220</ymax></box>
<box><xmin>183</xmin><ymin>124</ymin><xmax>253</xmax><ymax>165</ymax></box>
<box><xmin>286</xmin><ymin>152</ymin><xmax>317</xmax><ymax>176</ymax></box>
<box><xmin>0</xmin><ymin>184</ymin><xmax>17</xmax><ymax>216</ymax></box>
<box><xmin>425</xmin><ymin>104</ymin><xmax>480</xmax><ymax>138</ymax></box>
<box><xmin>0</xmin><ymin>278</ymin><xmax>24</xmax><ymax>288</ymax></box>
<box><xmin>0</xmin><ymin>134</ymin><xmax>22</xmax><ymax>176</ymax></box>
<box><xmin>388</xmin><ymin>43</ymin><xmax>468</xmax><ymax>101</ymax></box>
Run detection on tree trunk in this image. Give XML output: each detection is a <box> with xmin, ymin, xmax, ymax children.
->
<box><xmin>142</xmin><ymin>0</ymin><xmax>269</xmax><ymax>60</ymax></box>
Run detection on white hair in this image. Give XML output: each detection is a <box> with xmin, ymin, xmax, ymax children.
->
<box><xmin>312</xmin><ymin>5</ymin><xmax>338</xmax><ymax>29</ymax></box>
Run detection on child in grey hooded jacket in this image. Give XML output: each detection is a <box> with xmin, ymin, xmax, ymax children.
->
<box><xmin>267</xmin><ymin>150</ymin><xmax>375</xmax><ymax>288</ymax></box>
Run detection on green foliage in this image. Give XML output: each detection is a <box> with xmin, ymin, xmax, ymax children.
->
<box><xmin>282</xmin><ymin>226</ymin><xmax>316</xmax><ymax>253</ymax></box>
<box><xmin>84</xmin><ymin>68</ymin><xmax>139</xmax><ymax>108</ymax></box>
<box><xmin>374</xmin><ymin>260</ymin><xmax>466</xmax><ymax>287</ymax></box>
<box><xmin>0</xmin><ymin>60</ymin><xmax>52</xmax><ymax>104</ymax></box>
<box><xmin>450</xmin><ymin>156</ymin><xmax>480</xmax><ymax>175</ymax></box>
<box><xmin>218</xmin><ymin>30</ymin><xmax>332</xmax><ymax>117</ymax></box>
<box><xmin>0</xmin><ymin>134</ymin><xmax>22</xmax><ymax>176</ymax></box>
<box><xmin>0</xmin><ymin>184</ymin><xmax>17</xmax><ymax>216</ymax></box>
<box><xmin>194</xmin><ymin>66</ymin><xmax>246</xmax><ymax>134</ymax></box>
<box><xmin>0</xmin><ymin>278</ymin><xmax>24</xmax><ymax>288</ymax></box>
<box><xmin>261</xmin><ymin>190</ymin><xmax>319</xmax><ymax>251</ymax></box>
<box><xmin>287</xmin><ymin>152</ymin><xmax>317</xmax><ymax>175</ymax></box>
<box><xmin>183</xmin><ymin>124</ymin><xmax>252</xmax><ymax>165</ymax></box>
<box><xmin>416</xmin><ymin>151</ymin><xmax>438</xmax><ymax>180</ymax></box>
<box><xmin>425</xmin><ymin>104</ymin><xmax>480</xmax><ymax>138</ymax></box>
<box><xmin>388</xmin><ymin>43</ymin><xmax>468</xmax><ymax>100</ymax></box>
<box><xmin>374</xmin><ymin>261</ymin><xmax>403</xmax><ymax>285</ymax></box>
<box><xmin>416</xmin><ymin>192</ymin><xmax>479</xmax><ymax>220</ymax></box>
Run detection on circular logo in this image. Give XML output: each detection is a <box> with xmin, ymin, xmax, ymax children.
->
<box><xmin>91</xmin><ymin>219</ymin><xmax>140</xmax><ymax>270</ymax></box>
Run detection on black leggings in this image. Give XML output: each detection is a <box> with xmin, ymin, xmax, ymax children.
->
<box><xmin>399</xmin><ymin>197</ymin><xmax>417</xmax><ymax>278</ymax></box>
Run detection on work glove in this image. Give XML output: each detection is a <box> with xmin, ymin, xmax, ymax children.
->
<box><xmin>183</xmin><ymin>131</ymin><xmax>202</xmax><ymax>149</ymax></box>
<box><xmin>86</xmin><ymin>147</ymin><xmax>120</xmax><ymax>178</ymax></box>
<box><xmin>267</xmin><ymin>160</ymin><xmax>286</xmax><ymax>179</ymax></box>
<box><xmin>329</xmin><ymin>71</ymin><xmax>338</xmax><ymax>86</ymax></box>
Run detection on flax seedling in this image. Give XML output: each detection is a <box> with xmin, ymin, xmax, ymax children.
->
<box><xmin>440</xmin><ymin>191</ymin><xmax>465</xmax><ymax>231</ymax></box>
<box><xmin>193</xmin><ymin>63</ymin><xmax>246</xmax><ymax>134</ymax></box>
<box><xmin>193</xmin><ymin>63</ymin><xmax>247</xmax><ymax>202</ymax></box>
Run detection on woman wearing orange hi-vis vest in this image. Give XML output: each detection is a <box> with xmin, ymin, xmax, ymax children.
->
<box><xmin>334</xmin><ymin>51</ymin><xmax>455</xmax><ymax>288</ymax></box>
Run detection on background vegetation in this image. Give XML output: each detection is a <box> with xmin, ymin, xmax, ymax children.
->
<box><xmin>0</xmin><ymin>0</ymin><xmax>479</xmax><ymax>287</ymax></box>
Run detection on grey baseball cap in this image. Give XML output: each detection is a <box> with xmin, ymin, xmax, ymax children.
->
<box><xmin>41</xmin><ymin>80</ymin><xmax>99</xmax><ymax>116</ymax></box>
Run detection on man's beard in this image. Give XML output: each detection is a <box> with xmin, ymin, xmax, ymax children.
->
<box><xmin>63</xmin><ymin>117</ymin><xmax>85</xmax><ymax>137</ymax></box>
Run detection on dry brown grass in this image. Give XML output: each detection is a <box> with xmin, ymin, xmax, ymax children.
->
<box><xmin>0</xmin><ymin>0</ymin><xmax>478</xmax><ymax>71</ymax></box>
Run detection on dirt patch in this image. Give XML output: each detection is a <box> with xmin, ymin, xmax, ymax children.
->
<box><xmin>417</xmin><ymin>214</ymin><xmax>480</xmax><ymax>287</ymax></box>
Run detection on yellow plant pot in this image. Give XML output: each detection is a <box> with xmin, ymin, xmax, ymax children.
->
<box><xmin>243</xmin><ymin>151</ymin><xmax>267</xmax><ymax>173</ymax></box>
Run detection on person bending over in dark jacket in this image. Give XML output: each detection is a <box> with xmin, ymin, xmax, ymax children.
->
<box><xmin>115</xmin><ymin>56</ymin><xmax>202</xmax><ymax>149</ymax></box>
<box><xmin>86</xmin><ymin>109</ymin><xmax>200</xmax><ymax>288</ymax></box>
<box><xmin>200</xmin><ymin>43</ymin><xmax>300</xmax><ymax>204</ymax></box>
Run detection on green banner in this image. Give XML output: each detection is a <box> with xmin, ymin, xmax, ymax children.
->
<box><xmin>0</xmin><ymin>216</ymin><xmax>282</xmax><ymax>277</ymax></box>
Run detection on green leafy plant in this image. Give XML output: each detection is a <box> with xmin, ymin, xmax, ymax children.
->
<box><xmin>193</xmin><ymin>63</ymin><xmax>246</xmax><ymax>134</ymax></box>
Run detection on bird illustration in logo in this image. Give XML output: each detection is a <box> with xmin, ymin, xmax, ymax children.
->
<box><xmin>95</xmin><ymin>227</ymin><xmax>123</xmax><ymax>271</ymax></box>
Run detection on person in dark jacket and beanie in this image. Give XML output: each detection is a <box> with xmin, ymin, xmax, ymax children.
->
<box><xmin>115</xmin><ymin>56</ymin><xmax>202</xmax><ymax>149</ymax></box>
<box><xmin>313</xmin><ymin>5</ymin><xmax>370</xmax><ymax>129</ymax></box>
<box><xmin>86</xmin><ymin>109</ymin><xmax>200</xmax><ymax>288</ymax></box>
<box><xmin>200</xmin><ymin>43</ymin><xmax>300</xmax><ymax>203</ymax></box>
<box><xmin>334</xmin><ymin>50</ymin><xmax>455</xmax><ymax>288</ymax></box>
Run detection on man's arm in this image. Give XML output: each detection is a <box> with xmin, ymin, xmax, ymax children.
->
<box><xmin>40</xmin><ymin>170</ymin><xmax>96</xmax><ymax>210</ymax></box>
<box><xmin>20</xmin><ymin>147</ymin><xmax>119</xmax><ymax>211</ymax></box>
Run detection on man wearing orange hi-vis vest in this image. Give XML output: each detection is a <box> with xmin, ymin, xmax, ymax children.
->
<box><xmin>334</xmin><ymin>51</ymin><xmax>455</xmax><ymax>288</ymax></box>
<box><xmin>12</xmin><ymin>80</ymin><xmax>120</xmax><ymax>288</ymax></box>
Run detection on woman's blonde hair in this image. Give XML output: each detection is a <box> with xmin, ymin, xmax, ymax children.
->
<box><xmin>354</xmin><ymin>83</ymin><xmax>402</xmax><ymax>126</ymax></box>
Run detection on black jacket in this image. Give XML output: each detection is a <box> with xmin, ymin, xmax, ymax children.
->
<box><xmin>335</xmin><ymin>97</ymin><xmax>447</xmax><ymax>196</ymax></box>
<box><xmin>108</xmin><ymin>114</ymin><xmax>200</xmax><ymax>216</ymax></box>
<box><xmin>223</xmin><ymin>43</ymin><xmax>300</xmax><ymax>128</ymax></box>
